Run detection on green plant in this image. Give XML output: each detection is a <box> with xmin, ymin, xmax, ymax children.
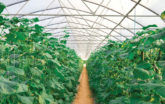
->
<box><xmin>87</xmin><ymin>25</ymin><xmax>165</xmax><ymax>104</ymax></box>
<box><xmin>161</xmin><ymin>11</ymin><xmax>165</xmax><ymax>20</ymax></box>
<box><xmin>0</xmin><ymin>3</ymin><xmax>81</xmax><ymax>104</ymax></box>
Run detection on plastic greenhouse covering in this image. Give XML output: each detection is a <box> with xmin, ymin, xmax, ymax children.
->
<box><xmin>0</xmin><ymin>0</ymin><xmax>165</xmax><ymax>59</ymax></box>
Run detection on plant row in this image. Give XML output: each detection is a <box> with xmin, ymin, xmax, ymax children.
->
<box><xmin>87</xmin><ymin>25</ymin><xmax>165</xmax><ymax>104</ymax></box>
<box><xmin>0</xmin><ymin>3</ymin><xmax>81</xmax><ymax>104</ymax></box>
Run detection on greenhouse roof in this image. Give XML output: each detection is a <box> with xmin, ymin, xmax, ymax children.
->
<box><xmin>0</xmin><ymin>0</ymin><xmax>165</xmax><ymax>59</ymax></box>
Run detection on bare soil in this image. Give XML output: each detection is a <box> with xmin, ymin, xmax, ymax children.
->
<box><xmin>72</xmin><ymin>65</ymin><xmax>94</xmax><ymax>104</ymax></box>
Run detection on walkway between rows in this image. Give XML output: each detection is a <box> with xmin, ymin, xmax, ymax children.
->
<box><xmin>73</xmin><ymin>64</ymin><xmax>94</xmax><ymax>104</ymax></box>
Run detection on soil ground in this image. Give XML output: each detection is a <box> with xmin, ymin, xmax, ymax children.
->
<box><xmin>72</xmin><ymin>64</ymin><xmax>94</xmax><ymax>104</ymax></box>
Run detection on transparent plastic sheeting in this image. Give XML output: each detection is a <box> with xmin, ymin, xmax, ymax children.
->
<box><xmin>0</xmin><ymin>0</ymin><xmax>165</xmax><ymax>59</ymax></box>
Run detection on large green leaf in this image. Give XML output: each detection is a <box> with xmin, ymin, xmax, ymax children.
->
<box><xmin>17</xmin><ymin>95</ymin><xmax>34</xmax><ymax>104</ymax></box>
<box><xmin>39</xmin><ymin>89</ymin><xmax>55</xmax><ymax>104</ymax></box>
<box><xmin>137</xmin><ymin>62</ymin><xmax>152</xmax><ymax>70</ymax></box>
<box><xmin>48</xmin><ymin>78</ymin><xmax>64</xmax><ymax>90</ymax></box>
<box><xmin>155</xmin><ymin>86</ymin><xmax>165</xmax><ymax>98</ymax></box>
<box><xmin>152</xmin><ymin>31</ymin><xmax>165</xmax><ymax>40</ymax></box>
<box><xmin>16</xmin><ymin>32</ymin><xmax>27</xmax><ymax>41</ymax></box>
<box><xmin>161</xmin><ymin>11</ymin><xmax>165</xmax><ymax>20</ymax></box>
<box><xmin>43</xmin><ymin>53</ymin><xmax>53</xmax><ymax>59</ymax></box>
<box><xmin>30</xmin><ymin>67</ymin><xmax>43</xmax><ymax>77</ymax></box>
<box><xmin>134</xmin><ymin>68</ymin><xmax>150</xmax><ymax>80</ymax></box>
<box><xmin>144</xmin><ymin>37</ymin><xmax>155</xmax><ymax>46</ymax></box>
<box><xmin>51</xmin><ymin>59</ymin><xmax>61</xmax><ymax>66</ymax></box>
<box><xmin>66</xmin><ymin>80</ymin><xmax>73</xmax><ymax>89</ymax></box>
<box><xmin>109</xmin><ymin>96</ymin><xmax>129</xmax><ymax>104</ymax></box>
<box><xmin>139</xmin><ymin>82</ymin><xmax>165</xmax><ymax>89</ymax></box>
<box><xmin>157</xmin><ymin>61</ymin><xmax>165</xmax><ymax>68</ymax></box>
<box><xmin>0</xmin><ymin>76</ymin><xmax>28</xmax><ymax>94</ymax></box>
<box><xmin>32</xmin><ymin>17</ymin><xmax>39</xmax><ymax>22</ymax></box>
<box><xmin>6</xmin><ymin>66</ymin><xmax>25</xmax><ymax>76</ymax></box>
<box><xmin>54</xmin><ymin>68</ymin><xmax>64</xmax><ymax>80</ymax></box>
<box><xmin>0</xmin><ymin>2</ymin><xmax>5</xmax><ymax>14</ymax></box>
<box><xmin>142</xmin><ymin>24</ymin><xmax>158</xmax><ymax>30</ymax></box>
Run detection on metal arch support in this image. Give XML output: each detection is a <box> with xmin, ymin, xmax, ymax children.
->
<box><xmin>44</xmin><ymin>21</ymin><xmax>129</xmax><ymax>39</ymax></box>
<box><xmin>8</xmin><ymin>1</ymin><xmax>144</xmax><ymax>28</ymax></box>
<box><xmin>81</xmin><ymin>0</ymin><xmax>94</xmax><ymax>14</ymax></box>
<box><xmin>62</xmin><ymin>0</ymin><xmax>101</xmax><ymax>59</ymax></box>
<box><xmin>50</xmin><ymin>32</ymin><xmax>120</xmax><ymax>41</ymax></box>
<box><xmin>51</xmin><ymin>29</ymin><xmax>106</xmax><ymax>37</ymax></box>
<box><xmin>82</xmin><ymin>0</ymin><xmax>144</xmax><ymax>27</ymax></box>
<box><xmin>82</xmin><ymin>0</ymin><xmax>106</xmax><ymax>58</ymax></box>
<box><xmin>59</xmin><ymin>0</ymin><xmax>93</xmax><ymax>41</ymax></box>
<box><xmin>131</xmin><ymin>0</ymin><xmax>165</xmax><ymax>23</ymax></box>
<box><xmin>50</xmin><ymin>30</ymin><xmax>122</xmax><ymax>41</ymax></box>
<box><xmin>6</xmin><ymin>0</ymin><xmax>28</xmax><ymax>7</ymax></box>
<box><xmin>36</xmin><ymin>9</ymin><xmax>136</xmax><ymax>35</ymax></box>
<box><xmin>5</xmin><ymin>1</ymin><xmax>162</xmax><ymax>38</ymax></box>
<box><xmin>50</xmin><ymin>28</ymin><xmax>106</xmax><ymax>37</ymax></box>
<box><xmin>52</xmin><ymin>31</ymin><xmax>126</xmax><ymax>41</ymax></box>
<box><xmin>96</xmin><ymin>0</ymin><xmax>141</xmax><ymax>49</ymax></box>
<box><xmin>14</xmin><ymin>0</ymin><xmax>30</xmax><ymax>17</ymax></box>
<box><xmin>45</xmin><ymin>15</ymin><xmax>130</xmax><ymax>38</ymax></box>
<box><xmin>47</xmin><ymin>27</ymin><xmax>127</xmax><ymax>40</ymax></box>
<box><xmin>45</xmin><ymin>22</ymin><xmax>129</xmax><ymax>39</ymax></box>
<box><xmin>57</xmin><ymin>0</ymin><xmax>82</xmax><ymax>53</ymax></box>
<box><xmin>51</xmin><ymin>33</ymin><xmax>132</xmax><ymax>37</ymax></box>
<box><xmin>6</xmin><ymin>14</ymin><xmax>159</xmax><ymax>17</ymax></box>
<box><xmin>46</xmin><ymin>26</ymin><xmax>116</xmax><ymax>39</ymax></box>
<box><xmin>16</xmin><ymin>7</ymin><xmax>139</xmax><ymax>35</ymax></box>
<box><xmin>58</xmin><ymin>0</ymin><xmax>91</xmax><ymax>54</ymax></box>
<box><xmin>40</xmin><ymin>16</ymin><xmax>61</xmax><ymax>21</ymax></box>
<box><xmin>6</xmin><ymin>0</ymin><xmax>162</xmax><ymax>28</ymax></box>
<box><xmin>45</xmin><ymin>21</ymin><xmax>86</xmax><ymax>27</ymax></box>
<box><xmin>52</xmin><ymin>31</ymin><xmax>104</xmax><ymax>39</ymax></box>
<box><xmin>131</xmin><ymin>0</ymin><xmax>159</xmax><ymax>16</ymax></box>
<box><xmin>52</xmin><ymin>30</ymin><xmax>131</xmax><ymax>37</ymax></box>
<box><xmin>39</xmin><ymin>15</ymin><xmax>144</xmax><ymax>31</ymax></box>
<box><xmin>45</xmin><ymin>27</ymin><xmax>144</xmax><ymax>29</ymax></box>
<box><xmin>46</xmin><ymin>25</ymin><xmax>122</xmax><ymax>41</ymax></box>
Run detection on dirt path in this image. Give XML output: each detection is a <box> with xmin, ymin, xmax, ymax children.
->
<box><xmin>72</xmin><ymin>64</ymin><xmax>94</xmax><ymax>104</ymax></box>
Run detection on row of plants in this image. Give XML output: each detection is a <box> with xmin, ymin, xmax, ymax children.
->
<box><xmin>0</xmin><ymin>3</ymin><xmax>82</xmax><ymax>104</ymax></box>
<box><xmin>87</xmin><ymin>24</ymin><xmax>165</xmax><ymax>104</ymax></box>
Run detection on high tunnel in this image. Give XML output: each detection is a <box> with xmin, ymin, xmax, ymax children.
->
<box><xmin>0</xmin><ymin>0</ymin><xmax>165</xmax><ymax>104</ymax></box>
<box><xmin>1</xmin><ymin>0</ymin><xmax>165</xmax><ymax>59</ymax></box>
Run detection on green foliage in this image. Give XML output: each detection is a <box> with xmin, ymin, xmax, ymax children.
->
<box><xmin>87</xmin><ymin>26</ymin><xmax>165</xmax><ymax>104</ymax></box>
<box><xmin>142</xmin><ymin>24</ymin><xmax>158</xmax><ymax>30</ymax></box>
<box><xmin>161</xmin><ymin>11</ymin><xmax>165</xmax><ymax>20</ymax></box>
<box><xmin>0</xmin><ymin>3</ymin><xmax>81</xmax><ymax>104</ymax></box>
<box><xmin>0</xmin><ymin>2</ymin><xmax>5</xmax><ymax>14</ymax></box>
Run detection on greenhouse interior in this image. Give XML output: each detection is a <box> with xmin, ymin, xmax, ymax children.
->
<box><xmin>0</xmin><ymin>0</ymin><xmax>165</xmax><ymax>104</ymax></box>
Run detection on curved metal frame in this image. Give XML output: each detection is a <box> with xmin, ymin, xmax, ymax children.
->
<box><xmin>4</xmin><ymin>0</ymin><xmax>164</xmax><ymax>57</ymax></box>
<box><xmin>50</xmin><ymin>29</ymin><xmax>104</xmax><ymax>37</ymax></box>
<box><xmin>96</xmin><ymin>0</ymin><xmax>141</xmax><ymax>48</ymax></box>
<box><xmin>6</xmin><ymin>0</ymin><xmax>28</xmax><ymax>7</ymax></box>
<box><xmin>50</xmin><ymin>29</ymin><xmax>123</xmax><ymax>40</ymax></box>
<box><xmin>45</xmin><ymin>22</ymin><xmax>128</xmax><ymax>39</ymax></box>
<box><xmin>50</xmin><ymin>29</ymin><xmax>133</xmax><ymax>37</ymax></box>
<box><xmin>46</xmin><ymin>25</ymin><xmax>122</xmax><ymax>41</ymax></box>
<box><xmin>16</xmin><ymin>6</ymin><xmax>141</xmax><ymax>35</ymax></box>
<box><xmin>23</xmin><ymin>7</ymin><xmax>138</xmax><ymax>37</ymax></box>
<box><xmin>83</xmin><ymin>0</ymin><xmax>144</xmax><ymax>27</ymax></box>
<box><xmin>6</xmin><ymin>0</ymin><xmax>162</xmax><ymax>34</ymax></box>
<box><xmin>44</xmin><ymin>21</ymin><xmax>130</xmax><ymax>39</ymax></box>
<box><xmin>7</xmin><ymin>0</ymin><xmax>148</xmax><ymax>28</ymax></box>
<box><xmin>7</xmin><ymin>0</ymin><xmax>144</xmax><ymax>28</ymax></box>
